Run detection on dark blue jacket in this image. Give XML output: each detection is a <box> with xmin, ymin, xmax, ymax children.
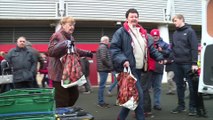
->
<box><xmin>172</xmin><ymin>24</ymin><xmax>198</xmax><ymax>65</ymax></box>
<box><xmin>152</xmin><ymin>37</ymin><xmax>171</xmax><ymax>73</ymax></box>
<box><xmin>110</xmin><ymin>24</ymin><xmax>163</xmax><ymax>73</ymax></box>
<box><xmin>155</xmin><ymin>37</ymin><xmax>171</xmax><ymax>58</ymax></box>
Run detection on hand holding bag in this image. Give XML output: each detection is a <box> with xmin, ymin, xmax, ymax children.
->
<box><xmin>61</xmin><ymin>44</ymin><xmax>86</xmax><ymax>88</ymax></box>
<box><xmin>116</xmin><ymin>67</ymin><xmax>139</xmax><ymax>110</ymax></box>
<box><xmin>61</xmin><ymin>75</ymin><xmax>86</xmax><ymax>88</ymax></box>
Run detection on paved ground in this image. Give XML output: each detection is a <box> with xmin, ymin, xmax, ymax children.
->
<box><xmin>75</xmin><ymin>84</ymin><xmax>213</xmax><ymax>120</ymax></box>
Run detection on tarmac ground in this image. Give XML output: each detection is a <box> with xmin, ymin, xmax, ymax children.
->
<box><xmin>75</xmin><ymin>83</ymin><xmax>213</xmax><ymax>120</ymax></box>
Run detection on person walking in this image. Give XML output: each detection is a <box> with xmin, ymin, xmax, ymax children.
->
<box><xmin>165</xmin><ymin>57</ymin><xmax>176</xmax><ymax>95</ymax></box>
<box><xmin>5</xmin><ymin>36</ymin><xmax>36</xmax><ymax>89</ymax></box>
<box><xmin>80</xmin><ymin>57</ymin><xmax>92</xmax><ymax>94</ymax></box>
<box><xmin>170</xmin><ymin>14</ymin><xmax>198</xmax><ymax>116</ymax></box>
<box><xmin>47</xmin><ymin>16</ymin><xmax>93</xmax><ymax>108</ymax></box>
<box><xmin>96</xmin><ymin>35</ymin><xmax>113</xmax><ymax>108</ymax></box>
<box><xmin>110</xmin><ymin>8</ymin><xmax>164</xmax><ymax>120</ymax></box>
<box><xmin>39</xmin><ymin>52</ymin><xmax>49</xmax><ymax>88</ymax></box>
<box><xmin>107</xmin><ymin>71</ymin><xmax>118</xmax><ymax>96</ymax></box>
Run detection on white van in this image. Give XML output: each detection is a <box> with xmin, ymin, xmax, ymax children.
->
<box><xmin>199</xmin><ymin>0</ymin><xmax>213</xmax><ymax>94</ymax></box>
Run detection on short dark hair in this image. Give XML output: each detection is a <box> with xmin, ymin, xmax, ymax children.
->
<box><xmin>125</xmin><ymin>8</ymin><xmax>139</xmax><ymax>18</ymax></box>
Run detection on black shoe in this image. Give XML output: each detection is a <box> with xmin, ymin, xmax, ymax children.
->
<box><xmin>144</xmin><ymin>112</ymin><xmax>154</xmax><ymax>118</ymax></box>
<box><xmin>188</xmin><ymin>108</ymin><xmax>196</xmax><ymax>116</ymax></box>
<box><xmin>197</xmin><ymin>108</ymin><xmax>208</xmax><ymax>118</ymax></box>
<box><xmin>83</xmin><ymin>91</ymin><xmax>91</xmax><ymax>94</ymax></box>
<box><xmin>97</xmin><ymin>103</ymin><xmax>110</xmax><ymax>108</ymax></box>
<box><xmin>166</xmin><ymin>92</ymin><xmax>175</xmax><ymax>95</ymax></box>
<box><xmin>171</xmin><ymin>106</ymin><xmax>186</xmax><ymax>114</ymax></box>
<box><xmin>153</xmin><ymin>106</ymin><xmax>162</xmax><ymax>110</ymax></box>
<box><xmin>107</xmin><ymin>91</ymin><xmax>113</xmax><ymax>97</ymax></box>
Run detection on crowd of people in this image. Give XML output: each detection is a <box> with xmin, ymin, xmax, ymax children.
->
<box><xmin>0</xmin><ymin>8</ymin><xmax>206</xmax><ymax>120</ymax></box>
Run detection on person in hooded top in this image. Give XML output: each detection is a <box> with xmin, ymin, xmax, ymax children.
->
<box><xmin>170</xmin><ymin>14</ymin><xmax>198</xmax><ymax>116</ymax></box>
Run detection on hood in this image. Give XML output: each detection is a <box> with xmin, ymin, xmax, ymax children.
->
<box><xmin>176</xmin><ymin>23</ymin><xmax>190</xmax><ymax>31</ymax></box>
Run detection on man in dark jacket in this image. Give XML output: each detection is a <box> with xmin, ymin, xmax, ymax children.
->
<box><xmin>149</xmin><ymin>29</ymin><xmax>171</xmax><ymax>111</ymax></box>
<box><xmin>5</xmin><ymin>36</ymin><xmax>36</xmax><ymax>88</ymax></box>
<box><xmin>110</xmin><ymin>8</ymin><xmax>164</xmax><ymax>120</ymax></box>
<box><xmin>96</xmin><ymin>35</ymin><xmax>113</xmax><ymax>108</ymax></box>
<box><xmin>170</xmin><ymin>14</ymin><xmax>198</xmax><ymax>116</ymax></box>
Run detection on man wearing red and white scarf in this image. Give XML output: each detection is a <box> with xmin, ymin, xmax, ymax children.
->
<box><xmin>110</xmin><ymin>8</ymin><xmax>164</xmax><ymax>120</ymax></box>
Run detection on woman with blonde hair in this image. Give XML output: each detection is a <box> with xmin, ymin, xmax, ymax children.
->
<box><xmin>48</xmin><ymin>16</ymin><xmax>93</xmax><ymax>107</ymax></box>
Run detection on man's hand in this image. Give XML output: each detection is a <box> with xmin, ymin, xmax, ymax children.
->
<box><xmin>123</xmin><ymin>61</ymin><xmax>130</xmax><ymax>68</ymax></box>
<box><xmin>66</xmin><ymin>40</ymin><xmax>71</xmax><ymax>48</ymax></box>
<box><xmin>192</xmin><ymin>65</ymin><xmax>198</xmax><ymax>72</ymax></box>
<box><xmin>158</xmin><ymin>47</ymin><xmax>162</xmax><ymax>51</ymax></box>
<box><xmin>163</xmin><ymin>60</ymin><xmax>167</xmax><ymax>64</ymax></box>
<box><xmin>87</xmin><ymin>52</ymin><xmax>93</xmax><ymax>58</ymax></box>
<box><xmin>158</xmin><ymin>60</ymin><xmax>164</xmax><ymax>64</ymax></box>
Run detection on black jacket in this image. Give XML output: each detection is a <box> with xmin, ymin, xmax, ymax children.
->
<box><xmin>96</xmin><ymin>43</ymin><xmax>113</xmax><ymax>72</ymax></box>
<box><xmin>172</xmin><ymin>24</ymin><xmax>198</xmax><ymax>65</ymax></box>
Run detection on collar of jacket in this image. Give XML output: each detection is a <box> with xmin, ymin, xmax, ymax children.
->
<box><xmin>176</xmin><ymin>23</ymin><xmax>190</xmax><ymax>31</ymax></box>
<box><xmin>59</xmin><ymin>28</ymin><xmax>72</xmax><ymax>40</ymax></box>
<box><xmin>123</xmin><ymin>21</ymin><xmax>148</xmax><ymax>39</ymax></box>
<box><xmin>15</xmin><ymin>46</ymin><xmax>27</xmax><ymax>52</ymax></box>
<box><xmin>100</xmin><ymin>43</ymin><xmax>109</xmax><ymax>48</ymax></box>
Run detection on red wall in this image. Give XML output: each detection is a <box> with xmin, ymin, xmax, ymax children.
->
<box><xmin>0</xmin><ymin>43</ymin><xmax>99</xmax><ymax>53</ymax></box>
<box><xmin>0</xmin><ymin>43</ymin><xmax>100</xmax><ymax>86</ymax></box>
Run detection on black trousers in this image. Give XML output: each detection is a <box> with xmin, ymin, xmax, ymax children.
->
<box><xmin>141</xmin><ymin>71</ymin><xmax>153</xmax><ymax>113</ymax></box>
<box><xmin>13</xmin><ymin>81</ymin><xmax>34</xmax><ymax>89</ymax></box>
<box><xmin>53</xmin><ymin>81</ymin><xmax>79</xmax><ymax>108</ymax></box>
<box><xmin>191</xmin><ymin>80</ymin><xmax>205</xmax><ymax>110</ymax></box>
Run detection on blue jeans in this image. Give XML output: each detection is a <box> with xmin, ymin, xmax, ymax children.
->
<box><xmin>151</xmin><ymin>72</ymin><xmax>163</xmax><ymax>107</ymax></box>
<box><xmin>173</xmin><ymin>63</ymin><xmax>195</xmax><ymax>109</ymax></box>
<box><xmin>98</xmin><ymin>72</ymin><xmax>109</xmax><ymax>104</ymax></box>
<box><xmin>108</xmin><ymin>71</ymin><xmax>118</xmax><ymax>92</ymax></box>
<box><xmin>118</xmin><ymin>69</ymin><xmax>145</xmax><ymax>120</ymax></box>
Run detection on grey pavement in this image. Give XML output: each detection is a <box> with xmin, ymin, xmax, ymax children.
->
<box><xmin>75</xmin><ymin>84</ymin><xmax>213</xmax><ymax>120</ymax></box>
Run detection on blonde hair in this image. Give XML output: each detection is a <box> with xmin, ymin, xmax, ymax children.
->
<box><xmin>60</xmin><ymin>16</ymin><xmax>75</xmax><ymax>25</ymax></box>
<box><xmin>172</xmin><ymin>14</ymin><xmax>185</xmax><ymax>22</ymax></box>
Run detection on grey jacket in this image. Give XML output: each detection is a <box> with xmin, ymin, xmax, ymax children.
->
<box><xmin>5</xmin><ymin>46</ymin><xmax>36</xmax><ymax>83</ymax></box>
